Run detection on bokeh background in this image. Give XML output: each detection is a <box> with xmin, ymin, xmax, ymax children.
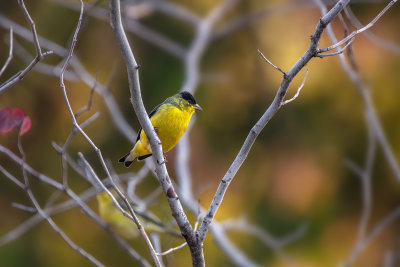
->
<box><xmin>1</xmin><ymin>0</ymin><xmax>400</xmax><ymax>266</ymax></box>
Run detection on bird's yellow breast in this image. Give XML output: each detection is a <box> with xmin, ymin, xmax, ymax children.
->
<box><xmin>132</xmin><ymin>104</ymin><xmax>194</xmax><ymax>158</ymax></box>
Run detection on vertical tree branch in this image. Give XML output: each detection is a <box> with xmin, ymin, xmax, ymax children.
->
<box><xmin>108</xmin><ymin>0</ymin><xmax>205</xmax><ymax>266</ymax></box>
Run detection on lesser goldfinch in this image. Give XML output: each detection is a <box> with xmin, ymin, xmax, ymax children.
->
<box><xmin>119</xmin><ymin>91</ymin><xmax>202</xmax><ymax>167</ymax></box>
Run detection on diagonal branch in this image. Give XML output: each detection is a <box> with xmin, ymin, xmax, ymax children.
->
<box><xmin>0</xmin><ymin>27</ymin><xmax>13</xmax><ymax>77</ymax></box>
<box><xmin>0</xmin><ymin>146</ymin><xmax>152</xmax><ymax>267</ymax></box>
<box><xmin>258</xmin><ymin>49</ymin><xmax>286</xmax><ymax>76</ymax></box>
<box><xmin>317</xmin><ymin>0</ymin><xmax>398</xmax><ymax>54</ymax></box>
<box><xmin>197</xmin><ymin>0</ymin><xmax>352</xmax><ymax>242</ymax></box>
<box><xmin>0</xmin><ymin>0</ymin><xmax>53</xmax><ymax>93</ymax></box>
<box><xmin>17</xmin><ymin>135</ymin><xmax>105</xmax><ymax>267</ymax></box>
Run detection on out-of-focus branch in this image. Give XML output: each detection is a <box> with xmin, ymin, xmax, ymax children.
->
<box><xmin>343</xmin><ymin>121</ymin><xmax>375</xmax><ymax>266</ymax></box>
<box><xmin>198</xmin><ymin>0</ymin><xmax>352</xmax><ymax>242</ymax></box>
<box><xmin>0</xmin><ymin>27</ymin><xmax>13</xmax><ymax>77</ymax></box>
<box><xmin>315</xmin><ymin>0</ymin><xmax>400</xmax><ymax>183</ymax></box>
<box><xmin>0</xmin><ymin>0</ymin><xmax>53</xmax><ymax>93</ymax></box>
<box><xmin>0</xmin><ymin>146</ymin><xmax>152</xmax><ymax>267</ymax></box>
<box><xmin>181</xmin><ymin>0</ymin><xmax>238</xmax><ymax>94</ymax></box>
<box><xmin>176</xmin><ymin>0</ymin><xmax>239</xmax><ymax>202</ymax></box>
<box><xmin>213</xmin><ymin>0</ymin><xmax>313</xmax><ymax>40</ymax></box>
<box><xmin>56</xmin><ymin>1</ymin><xmax>160</xmax><ymax>265</ymax></box>
<box><xmin>78</xmin><ymin>153</ymin><xmax>161</xmax><ymax>267</ymax></box>
<box><xmin>210</xmin><ymin>223</ymin><xmax>260</xmax><ymax>267</ymax></box>
<box><xmin>0</xmin><ymin>15</ymin><xmax>137</xmax><ymax>143</ymax></box>
<box><xmin>17</xmin><ymin>134</ymin><xmax>105</xmax><ymax>267</ymax></box>
<box><xmin>344</xmin><ymin>6</ymin><xmax>400</xmax><ymax>55</ymax></box>
<box><xmin>341</xmin><ymin>206</ymin><xmax>400</xmax><ymax>267</ymax></box>
<box><xmin>54</xmin><ymin>0</ymin><xmax>186</xmax><ymax>59</ymax></box>
<box><xmin>148</xmin><ymin>0</ymin><xmax>200</xmax><ymax>26</ymax></box>
<box><xmin>314</xmin><ymin>1</ymin><xmax>399</xmax><ymax>265</ymax></box>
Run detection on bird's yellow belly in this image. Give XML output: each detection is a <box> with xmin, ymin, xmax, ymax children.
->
<box><xmin>132</xmin><ymin>104</ymin><xmax>193</xmax><ymax>158</ymax></box>
<box><xmin>152</xmin><ymin>105</ymin><xmax>191</xmax><ymax>152</ymax></box>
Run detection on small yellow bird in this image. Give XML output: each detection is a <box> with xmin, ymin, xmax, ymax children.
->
<box><xmin>119</xmin><ymin>91</ymin><xmax>202</xmax><ymax>167</ymax></box>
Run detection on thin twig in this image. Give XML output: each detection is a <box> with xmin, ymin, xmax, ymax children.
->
<box><xmin>157</xmin><ymin>241</ymin><xmax>188</xmax><ymax>256</ymax></box>
<box><xmin>78</xmin><ymin>152</ymin><xmax>161</xmax><ymax>267</ymax></box>
<box><xmin>197</xmin><ymin>0</ymin><xmax>353</xmax><ymax>242</ymax></box>
<box><xmin>316</xmin><ymin>37</ymin><xmax>355</xmax><ymax>58</ymax></box>
<box><xmin>314</xmin><ymin>1</ymin><xmax>398</xmax><ymax>266</ymax></box>
<box><xmin>314</xmin><ymin>0</ymin><xmax>400</xmax><ymax>182</ymax></box>
<box><xmin>258</xmin><ymin>49</ymin><xmax>286</xmax><ymax>76</ymax></box>
<box><xmin>74</xmin><ymin>73</ymin><xmax>97</xmax><ymax>118</ymax></box>
<box><xmin>54</xmin><ymin>0</ymin><xmax>186</xmax><ymax>59</ymax></box>
<box><xmin>17</xmin><ymin>134</ymin><xmax>105</xmax><ymax>267</ymax></box>
<box><xmin>281</xmin><ymin>69</ymin><xmax>308</xmax><ymax>105</ymax></box>
<box><xmin>317</xmin><ymin>0</ymin><xmax>398</xmax><ymax>54</ymax></box>
<box><xmin>0</xmin><ymin>164</ymin><xmax>25</xmax><ymax>189</ymax></box>
<box><xmin>0</xmin><ymin>1</ymin><xmax>53</xmax><ymax>93</ymax></box>
<box><xmin>0</xmin><ymin>27</ymin><xmax>13</xmax><ymax>77</ymax></box>
<box><xmin>11</xmin><ymin>202</ymin><xmax>36</xmax><ymax>213</ymax></box>
<box><xmin>0</xmin><ymin>147</ymin><xmax>151</xmax><ymax>267</ymax></box>
<box><xmin>344</xmin><ymin>6</ymin><xmax>400</xmax><ymax>55</ymax></box>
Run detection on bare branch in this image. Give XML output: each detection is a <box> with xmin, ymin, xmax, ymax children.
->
<box><xmin>317</xmin><ymin>0</ymin><xmax>398</xmax><ymax>54</ymax></box>
<box><xmin>213</xmin><ymin>1</ymin><xmax>314</xmax><ymax>40</ymax></box>
<box><xmin>181</xmin><ymin>0</ymin><xmax>238</xmax><ymax>93</ymax></box>
<box><xmin>54</xmin><ymin>0</ymin><xmax>186</xmax><ymax>59</ymax></box>
<box><xmin>0</xmin><ymin>164</ymin><xmax>25</xmax><ymax>189</ymax></box>
<box><xmin>258</xmin><ymin>49</ymin><xmax>286</xmax><ymax>76</ymax></box>
<box><xmin>0</xmin><ymin>0</ymin><xmax>53</xmax><ymax>93</ymax></box>
<box><xmin>344</xmin><ymin>6</ymin><xmax>400</xmax><ymax>55</ymax></box>
<box><xmin>78</xmin><ymin>153</ymin><xmax>162</xmax><ymax>267</ymax></box>
<box><xmin>210</xmin><ymin>223</ymin><xmax>260</xmax><ymax>267</ymax></box>
<box><xmin>0</xmin><ymin>148</ymin><xmax>151</xmax><ymax>266</ymax></box>
<box><xmin>316</xmin><ymin>37</ymin><xmax>355</xmax><ymax>58</ymax></box>
<box><xmin>150</xmin><ymin>234</ymin><xmax>165</xmax><ymax>267</ymax></box>
<box><xmin>314</xmin><ymin>1</ymin><xmax>399</xmax><ymax>266</ymax></box>
<box><xmin>148</xmin><ymin>0</ymin><xmax>200</xmax><ymax>26</ymax></box>
<box><xmin>0</xmin><ymin>27</ymin><xmax>13</xmax><ymax>77</ymax></box>
<box><xmin>197</xmin><ymin>0</ymin><xmax>352</xmax><ymax>242</ymax></box>
<box><xmin>282</xmin><ymin>69</ymin><xmax>308</xmax><ymax>105</ymax></box>
<box><xmin>74</xmin><ymin>75</ymin><xmax>97</xmax><ymax>118</ymax></box>
<box><xmin>314</xmin><ymin>0</ymin><xmax>400</xmax><ymax>182</ymax></box>
<box><xmin>17</xmin><ymin>134</ymin><xmax>105</xmax><ymax>267</ymax></box>
<box><xmin>11</xmin><ymin>202</ymin><xmax>36</xmax><ymax>213</ymax></box>
<box><xmin>341</xmin><ymin>206</ymin><xmax>400</xmax><ymax>267</ymax></box>
<box><xmin>109</xmin><ymin>2</ymin><xmax>200</xmax><ymax>265</ymax></box>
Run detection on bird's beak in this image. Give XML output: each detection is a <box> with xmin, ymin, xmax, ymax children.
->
<box><xmin>193</xmin><ymin>104</ymin><xmax>203</xmax><ymax>111</ymax></box>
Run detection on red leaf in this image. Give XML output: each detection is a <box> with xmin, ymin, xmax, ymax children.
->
<box><xmin>12</xmin><ymin>108</ymin><xmax>25</xmax><ymax>117</ymax></box>
<box><xmin>0</xmin><ymin>107</ymin><xmax>31</xmax><ymax>135</ymax></box>
<box><xmin>19</xmin><ymin>116</ymin><xmax>32</xmax><ymax>136</ymax></box>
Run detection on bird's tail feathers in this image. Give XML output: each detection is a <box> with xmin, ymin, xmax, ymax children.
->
<box><xmin>119</xmin><ymin>152</ymin><xmax>135</xmax><ymax>168</ymax></box>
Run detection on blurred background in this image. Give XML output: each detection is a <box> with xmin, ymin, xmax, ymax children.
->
<box><xmin>0</xmin><ymin>0</ymin><xmax>400</xmax><ymax>266</ymax></box>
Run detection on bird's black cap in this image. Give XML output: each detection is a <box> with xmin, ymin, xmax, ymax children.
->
<box><xmin>180</xmin><ymin>91</ymin><xmax>197</xmax><ymax>105</ymax></box>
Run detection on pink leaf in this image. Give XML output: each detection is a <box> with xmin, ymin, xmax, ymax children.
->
<box><xmin>0</xmin><ymin>107</ymin><xmax>31</xmax><ymax>135</ymax></box>
<box><xmin>19</xmin><ymin>116</ymin><xmax>32</xmax><ymax>136</ymax></box>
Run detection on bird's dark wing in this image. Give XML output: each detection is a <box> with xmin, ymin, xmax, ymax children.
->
<box><xmin>135</xmin><ymin>103</ymin><xmax>162</xmax><ymax>144</ymax></box>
